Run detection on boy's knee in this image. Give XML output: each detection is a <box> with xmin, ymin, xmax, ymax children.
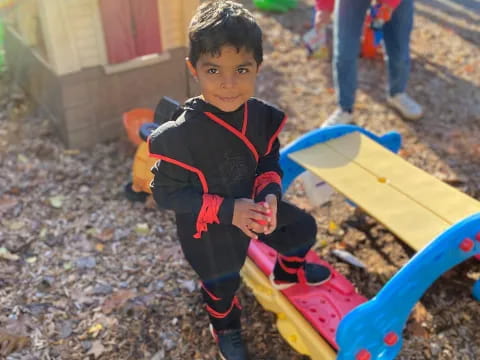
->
<box><xmin>301</xmin><ymin>213</ymin><xmax>317</xmax><ymax>240</ymax></box>
<box><xmin>202</xmin><ymin>273</ymin><xmax>241</xmax><ymax>299</ymax></box>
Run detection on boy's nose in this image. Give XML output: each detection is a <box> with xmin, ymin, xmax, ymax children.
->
<box><xmin>220</xmin><ymin>75</ymin><xmax>236</xmax><ymax>89</ymax></box>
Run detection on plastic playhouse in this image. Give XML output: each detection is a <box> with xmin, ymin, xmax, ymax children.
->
<box><xmin>123</xmin><ymin>101</ymin><xmax>480</xmax><ymax>359</ymax></box>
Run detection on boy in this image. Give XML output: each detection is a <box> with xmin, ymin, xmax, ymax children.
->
<box><xmin>149</xmin><ymin>1</ymin><xmax>331</xmax><ymax>359</ymax></box>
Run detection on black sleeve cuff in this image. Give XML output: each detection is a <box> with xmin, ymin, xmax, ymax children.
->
<box><xmin>254</xmin><ymin>183</ymin><xmax>282</xmax><ymax>203</ymax></box>
<box><xmin>218</xmin><ymin>197</ymin><xmax>235</xmax><ymax>224</ymax></box>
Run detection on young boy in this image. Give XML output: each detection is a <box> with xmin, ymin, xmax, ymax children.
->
<box><xmin>149</xmin><ymin>1</ymin><xmax>331</xmax><ymax>359</ymax></box>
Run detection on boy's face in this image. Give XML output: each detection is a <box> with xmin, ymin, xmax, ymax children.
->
<box><xmin>187</xmin><ymin>46</ymin><xmax>259</xmax><ymax>112</ymax></box>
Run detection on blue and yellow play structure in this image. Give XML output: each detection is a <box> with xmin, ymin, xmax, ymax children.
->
<box><xmin>123</xmin><ymin>102</ymin><xmax>480</xmax><ymax>359</ymax></box>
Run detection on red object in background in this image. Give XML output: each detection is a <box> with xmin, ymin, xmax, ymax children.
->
<box><xmin>361</xmin><ymin>15</ymin><xmax>380</xmax><ymax>59</ymax></box>
<box><xmin>99</xmin><ymin>0</ymin><xmax>162</xmax><ymax>64</ymax></box>
<box><xmin>99</xmin><ymin>0</ymin><xmax>136</xmax><ymax>64</ymax></box>
<box><xmin>130</xmin><ymin>0</ymin><xmax>162</xmax><ymax>56</ymax></box>
<box><xmin>123</xmin><ymin>108</ymin><xmax>154</xmax><ymax>146</ymax></box>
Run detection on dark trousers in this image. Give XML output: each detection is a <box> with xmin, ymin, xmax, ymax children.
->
<box><xmin>201</xmin><ymin>201</ymin><xmax>316</xmax><ymax>330</ymax></box>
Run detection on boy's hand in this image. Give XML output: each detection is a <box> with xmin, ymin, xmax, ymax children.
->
<box><xmin>263</xmin><ymin>194</ymin><xmax>278</xmax><ymax>235</ymax></box>
<box><xmin>314</xmin><ymin>10</ymin><xmax>332</xmax><ymax>31</ymax></box>
<box><xmin>232</xmin><ymin>198</ymin><xmax>271</xmax><ymax>238</ymax></box>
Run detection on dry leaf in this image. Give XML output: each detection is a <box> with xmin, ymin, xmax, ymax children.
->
<box><xmin>0</xmin><ymin>330</ymin><xmax>30</xmax><ymax>356</ymax></box>
<box><xmin>87</xmin><ymin>340</ymin><xmax>106</xmax><ymax>359</ymax></box>
<box><xmin>412</xmin><ymin>303</ymin><xmax>429</xmax><ymax>323</ymax></box>
<box><xmin>0</xmin><ymin>247</ymin><xmax>19</xmax><ymax>261</ymax></box>
<box><xmin>0</xmin><ymin>196</ymin><xmax>18</xmax><ymax>212</ymax></box>
<box><xmin>49</xmin><ymin>195</ymin><xmax>64</xmax><ymax>209</ymax></box>
<box><xmin>407</xmin><ymin>320</ymin><xmax>430</xmax><ymax>339</ymax></box>
<box><xmin>94</xmin><ymin>228</ymin><xmax>114</xmax><ymax>242</ymax></box>
<box><xmin>101</xmin><ymin>289</ymin><xmax>136</xmax><ymax>314</ymax></box>
<box><xmin>87</xmin><ymin>324</ymin><xmax>103</xmax><ymax>338</ymax></box>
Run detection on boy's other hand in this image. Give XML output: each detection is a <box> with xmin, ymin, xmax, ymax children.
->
<box><xmin>233</xmin><ymin>198</ymin><xmax>271</xmax><ymax>238</ymax></box>
<box><xmin>263</xmin><ymin>194</ymin><xmax>278</xmax><ymax>235</ymax></box>
<box><xmin>314</xmin><ymin>10</ymin><xmax>331</xmax><ymax>31</ymax></box>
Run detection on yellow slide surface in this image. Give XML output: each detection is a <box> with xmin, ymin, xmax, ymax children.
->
<box><xmin>289</xmin><ymin>132</ymin><xmax>480</xmax><ymax>251</ymax></box>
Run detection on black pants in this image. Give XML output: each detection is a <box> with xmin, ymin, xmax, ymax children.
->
<box><xmin>198</xmin><ymin>201</ymin><xmax>316</xmax><ymax>330</ymax></box>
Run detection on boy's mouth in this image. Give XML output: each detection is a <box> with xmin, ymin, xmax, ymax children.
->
<box><xmin>217</xmin><ymin>95</ymin><xmax>240</xmax><ymax>102</ymax></box>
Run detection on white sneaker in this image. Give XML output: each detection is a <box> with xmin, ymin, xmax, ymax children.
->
<box><xmin>321</xmin><ymin>108</ymin><xmax>354</xmax><ymax>127</ymax></box>
<box><xmin>387</xmin><ymin>93</ymin><xmax>423</xmax><ymax>120</ymax></box>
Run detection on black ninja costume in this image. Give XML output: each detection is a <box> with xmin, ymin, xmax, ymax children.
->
<box><xmin>148</xmin><ymin>97</ymin><xmax>320</xmax><ymax>331</ymax></box>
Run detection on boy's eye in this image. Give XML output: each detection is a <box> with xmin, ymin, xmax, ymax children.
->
<box><xmin>207</xmin><ymin>68</ymin><xmax>219</xmax><ymax>74</ymax></box>
<box><xmin>237</xmin><ymin>67</ymin><xmax>249</xmax><ymax>74</ymax></box>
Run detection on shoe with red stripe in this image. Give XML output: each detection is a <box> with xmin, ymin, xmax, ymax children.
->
<box><xmin>269</xmin><ymin>255</ymin><xmax>332</xmax><ymax>290</ymax></box>
<box><xmin>209</xmin><ymin>325</ymin><xmax>249</xmax><ymax>360</ymax></box>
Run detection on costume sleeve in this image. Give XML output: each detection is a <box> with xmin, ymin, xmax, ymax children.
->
<box><xmin>150</xmin><ymin>161</ymin><xmax>234</xmax><ymax>225</ymax></box>
<box><xmin>148</xmin><ymin>122</ymin><xmax>234</xmax><ymax>238</ymax></box>
<box><xmin>252</xmin><ymin>101</ymin><xmax>286</xmax><ymax>203</ymax></box>
<box><xmin>315</xmin><ymin>0</ymin><xmax>334</xmax><ymax>12</ymax></box>
<box><xmin>254</xmin><ymin>137</ymin><xmax>283</xmax><ymax>202</ymax></box>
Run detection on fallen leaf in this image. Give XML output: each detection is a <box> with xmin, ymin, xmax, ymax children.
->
<box><xmin>407</xmin><ymin>320</ymin><xmax>430</xmax><ymax>339</ymax></box>
<box><xmin>87</xmin><ymin>324</ymin><xmax>103</xmax><ymax>338</ymax></box>
<box><xmin>135</xmin><ymin>223</ymin><xmax>149</xmax><ymax>235</ymax></box>
<box><xmin>0</xmin><ymin>247</ymin><xmax>19</xmax><ymax>261</ymax></box>
<box><xmin>49</xmin><ymin>195</ymin><xmax>64</xmax><ymax>209</ymax></box>
<box><xmin>26</xmin><ymin>256</ymin><xmax>37</xmax><ymax>264</ymax></box>
<box><xmin>64</xmin><ymin>149</ymin><xmax>80</xmax><ymax>155</ymax></box>
<box><xmin>0</xmin><ymin>329</ymin><xmax>30</xmax><ymax>356</ymax></box>
<box><xmin>7</xmin><ymin>220</ymin><xmax>24</xmax><ymax>231</ymax></box>
<box><xmin>94</xmin><ymin>228</ymin><xmax>114</xmax><ymax>242</ymax></box>
<box><xmin>328</xmin><ymin>220</ymin><xmax>338</xmax><ymax>233</ymax></box>
<box><xmin>412</xmin><ymin>303</ymin><xmax>429</xmax><ymax>323</ymax></box>
<box><xmin>17</xmin><ymin>154</ymin><xmax>28</xmax><ymax>164</ymax></box>
<box><xmin>101</xmin><ymin>289</ymin><xmax>136</xmax><ymax>314</ymax></box>
<box><xmin>87</xmin><ymin>340</ymin><xmax>106</xmax><ymax>358</ymax></box>
<box><xmin>0</xmin><ymin>196</ymin><xmax>18</xmax><ymax>212</ymax></box>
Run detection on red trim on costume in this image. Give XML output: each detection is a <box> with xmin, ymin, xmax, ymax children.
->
<box><xmin>278</xmin><ymin>258</ymin><xmax>298</xmax><ymax>275</ymax></box>
<box><xmin>266</xmin><ymin>115</ymin><xmax>287</xmax><ymax>155</ymax></box>
<box><xmin>204</xmin><ymin>106</ymin><xmax>259</xmax><ymax>163</ymax></box>
<box><xmin>201</xmin><ymin>283</ymin><xmax>221</xmax><ymax>301</ymax></box>
<box><xmin>205</xmin><ymin>296</ymin><xmax>242</xmax><ymax>319</ymax></box>
<box><xmin>253</xmin><ymin>171</ymin><xmax>282</xmax><ymax>197</ymax></box>
<box><xmin>241</xmin><ymin>102</ymin><xmax>248</xmax><ymax>135</ymax></box>
<box><xmin>277</xmin><ymin>254</ymin><xmax>308</xmax><ymax>284</ymax></box>
<box><xmin>297</xmin><ymin>268</ymin><xmax>308</xmax><ymax>285</ymax></box>
<box><xmin>194</xmin><ymin>194</ymin><xmax>224</xmax><ymax>239</ymax></box>
<box><xmin>278</xmin><ymin>254</ymin><xmax>305</xmax><ymax>262</ymax></box>
<box><xmin>148</xmin><ymin>138</ymin><xmax>209</xmax><ymax>193</ymax></box>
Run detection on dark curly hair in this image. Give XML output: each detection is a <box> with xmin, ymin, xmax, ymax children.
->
<box><xmin>188</xmin><ymin>1</ymin><xmax>263</xmax><ymax>67</ymax></box>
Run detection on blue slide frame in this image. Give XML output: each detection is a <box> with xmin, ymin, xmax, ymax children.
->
<box><xmin>279</xmin><ymin>125</ymin><xmax>480</xmax><ymax>359</ymax></box>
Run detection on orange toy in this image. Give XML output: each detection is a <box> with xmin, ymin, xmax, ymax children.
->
<box><xmin>123</xmin><ymin>108</ymin><xmax>155</xmax><ymax>146</ymax></box>
<box><xmin>361</xmin><ymin>2</ymin><xmax>392</xmax><ymax>59</ymax></box>
<box><xmin>123</xmin><ymin>97</ymin><xmax>181</xmax><ymax>202</ymax></box>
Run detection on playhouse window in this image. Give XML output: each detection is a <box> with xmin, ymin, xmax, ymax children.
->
<box><xmin>99</xmin><ymin>0</ymin><xmax>162</xmax><ymax>65</ymax></box>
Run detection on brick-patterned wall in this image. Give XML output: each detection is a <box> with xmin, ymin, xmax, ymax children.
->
<box><xmin>5</xmin><ymin>26</ymin><xmax>195</xmax><ymax>149</ymax></box>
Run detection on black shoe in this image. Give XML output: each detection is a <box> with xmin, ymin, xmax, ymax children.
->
<box><xmin>270</xmin><ymin>262</ymin><xmax>332</xmax><ymax>290</ymax></box>
<box><xmin>304</xmin><ymin>263</ymin><xmax>332</xmax><ymax>285</ymax></box>
<box><xmin>210</xmin><ymin>325</ymin><xmax>249</xmax><ymax>360</ymax></box>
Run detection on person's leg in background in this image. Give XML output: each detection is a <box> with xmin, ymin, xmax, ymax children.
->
<box><xmin>323</xmin><ymin>0</ymin><xmax>371</xmax><ymax>126</ymax></box>
<box><xmin>383</xmin><ymin>0</ymin><xmax>423</xmax><ymax>120</ymax></box>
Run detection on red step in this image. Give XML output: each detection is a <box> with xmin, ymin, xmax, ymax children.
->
<box><xmin>248</xmin><ymin>239</ymin><xmax>367</xmax><ymax>349</ymax></box>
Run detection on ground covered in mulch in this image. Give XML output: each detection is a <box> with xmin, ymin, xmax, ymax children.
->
<box><xmin>1</xmin><ymin>0</ymin><xmax>479</xmax><ymax>359</ymax></box>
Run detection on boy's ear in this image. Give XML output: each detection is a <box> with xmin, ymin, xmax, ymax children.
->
<box><xmin>256</xmin><ymin>63</ymin><xmax>262</xmax><ymax>73</ymax></box>
<box><xmin>185</xmin><ymin>58</ymin><xmax>198</xmax><ymax>78</ymax></box>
